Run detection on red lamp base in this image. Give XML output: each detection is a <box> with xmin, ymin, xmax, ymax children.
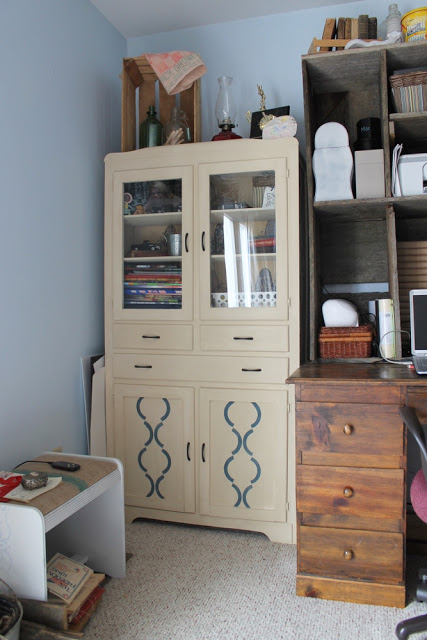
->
<box><xmin>211</xmin><ymin>129</ymin><xmax>242</xmax><ymax>141</ymax></box>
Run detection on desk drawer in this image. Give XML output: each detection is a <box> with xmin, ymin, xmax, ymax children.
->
<box><xmin>407</xmin><ymin>387</ymin><xmax>427</xmax><ymax>424</ymax></box>
<box><xmin>200</xmin><ymin>325</ymin><xmax>288</xmax><ymax>352</ymax></box>
<box><xmin>113</xmin><ymin>324</ymin><xmax>193</xmax><ymax>351</ymax></box>
<box><xmin>296</xmin><ymin>403</ymin><xmax>403</xmax><ymax>460</ymax></box>
<box><xmin>297</xmin><ymin>465</ymin><xmax>404</xmax><ymax>520</ymax></box>
<box><xmin>299</xmin><ymin>525</ymin><xmax>403</xmax><ymax>582</ymax></box>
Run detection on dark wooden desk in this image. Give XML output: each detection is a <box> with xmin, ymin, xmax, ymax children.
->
<box><xmin>287</xmin><ymin>362</ymin><xmax>427</xmax><ymax>608</ymax></box>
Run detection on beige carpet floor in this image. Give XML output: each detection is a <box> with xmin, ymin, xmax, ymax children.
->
<box><xmin>83</xmin><ymin>519</ymin><xmax>427</xmax><ymax>640</ymax></box>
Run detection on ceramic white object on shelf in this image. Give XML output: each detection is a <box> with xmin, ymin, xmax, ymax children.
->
<box><xmin>322</xmin><ymin>299</ymin><xmax>359</xmax><ymax>327</ymax></box>
<box><xmin>312</xmin><ymin>122</ymin><xmax>354</xmax><ymax>201</ymax></box>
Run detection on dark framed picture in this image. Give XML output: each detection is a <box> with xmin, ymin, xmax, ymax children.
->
<box><xmin>250</xmin><ymin>106</ymin><xmax>290</xmax><ymax>139</ymax></box>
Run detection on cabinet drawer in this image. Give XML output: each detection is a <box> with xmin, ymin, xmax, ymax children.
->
<box><xmin>299</xmin><ymin>525</ymin><xmax>403</xmax><ymax>583</ymax></box>
<box><xmin>297</xmin><ymin>465</ymin><xmax>404</xmax><ymax>520</ymax></box>
<box><xmin>297</xmin><ymin>403</ymin><xmax>404</xmax><ymax>466</ymax></box>
<box><xmin>200</xmin><ymin>325</ymin><xmax>288</xmax><ymax>352</ymax></box>
<box><xmin>113</xmin><ymin>354</ymin><xmax>200</xmax><ymax>382</ymax></box>
<box><xmin>199</xmin><ymin>355</ymin><xmax>288</xmax><ymax>384</ymax></box>
<box><xmin>113</xmin><ymin>354</ymin><xmax>288</xmax><ymax>384</ymax></box>
<box><xmin>113</xmin><ymin>324</ymin><xmax>193</xmax><ymax>351</ymax></box>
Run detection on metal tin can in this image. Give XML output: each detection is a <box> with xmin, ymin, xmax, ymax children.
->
<box><xmin>402</xmin><ymin>7</ymin><xmax>427</xmax><ymax>41</ymax></box>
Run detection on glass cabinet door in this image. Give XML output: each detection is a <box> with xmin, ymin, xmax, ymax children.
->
<box><xmin>199</xmin><ymin>158</ymin><xmax>289</xmax><ymax>320</ymax></box>
<box><xmin>112</xmin><ymin>167</ymin><xmax>193</xmax><ymax>320</ymax></box>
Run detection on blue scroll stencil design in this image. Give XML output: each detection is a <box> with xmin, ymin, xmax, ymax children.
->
<box><xmin>223</xmin><ymin>401</ymin><xmax>261</xmax><ymax>508</ymax></box>
<box><xmin>137</xmin><ymin>398</ymin><xmax>171</xmax><ymax>499</ymax></box>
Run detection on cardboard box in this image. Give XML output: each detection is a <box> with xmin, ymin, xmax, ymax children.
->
<box><xmin>355</xmin><ymin>149</ymin><xmax>385</xmax><ymax>198</ymax></box>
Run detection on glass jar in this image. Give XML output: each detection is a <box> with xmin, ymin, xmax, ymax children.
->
<box><xmin>164</xmin><ymin>106</ymin><xmax>190</xmax><ymax>144</ymax></box>
<box><xmin>139</xmin><ymin>106</ymin><xmax>164</xmax><ymax>148</ymax></box>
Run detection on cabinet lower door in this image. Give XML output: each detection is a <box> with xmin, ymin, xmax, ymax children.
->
<box><xmin>114</xmin><ymin>384</ymin><xmax>195</xmax><ymax>513</ymax></box>
<box><xmin>199</xmin><ymin>388</ymin><xmax>289</xmax><ymax>522</ymax></box>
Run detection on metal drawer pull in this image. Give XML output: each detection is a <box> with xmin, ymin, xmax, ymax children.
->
<box><xmin>343</xmin><ymin>424</ymin><xmax>353</xmax><ymax>435</ymax></box>
<box><xmin>242</xmin><ymin>368</ymin><xmax>262</xmax><ymax>372</ymax></box>
<box><xmin>134</xmin><ymin>365</ymin><xmax>153</xmax><ymax>369</ymax></box>
<box><xmin>142</xmin><ymin>335</ymin><xmax>160</xmax><ymax>339</ymax></box>
<box><xmin>343</xmin><ymin>549</ymin><xmax>354</xmax><ymax>561</ymax></box>
<box><xmin>185</xmin><ymin>232</ymin><xmax>189</xmax><ymax>253</ymax></box>
<box><xmin>201</xmin><ymin>443</ymin><xmax>206</xmax><ymax>462</ymax></box>
<box><xmin>343</xmin><ymin>487</ymin><xmax>354</xmax><ymax>498</ymax></box>
<box><xmin>234</xmin><ymin>336</ymin><xmax>254</xmax><ymax>341</ymax></box>
<box><xmin>187</xmin><ymin>442</ymin><xmax>191</xmax><ymax>461</ymax></box>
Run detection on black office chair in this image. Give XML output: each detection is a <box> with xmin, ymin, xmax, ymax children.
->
<box><xmin>396</xmin><ymin>407</ymin><xmax>427</xmax><ymax>640</ymax></box>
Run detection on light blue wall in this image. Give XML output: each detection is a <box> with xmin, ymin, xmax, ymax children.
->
<box><xmin>127</xmin><ymin>0</ymin><xmax>414</xmax><ymax>147</ymax></box>
<box><xmin>0</xmin><ymin>0</ymin><xmax>125</xmax><ymax>469</ymax></box>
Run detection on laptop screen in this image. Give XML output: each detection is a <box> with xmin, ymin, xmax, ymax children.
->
<box><xmin>410</xmin><ymin>289</ymin><xmax>427</xmax><ymax>355</ymax></box>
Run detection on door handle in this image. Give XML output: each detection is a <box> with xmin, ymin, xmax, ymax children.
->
<box><xmin>201</xmin><ymin>443</ymin><xmax>206</xmax><ymax>462</ymax></box>
<box><xmin>185</xmin><ymin>232</ymin><xmax>189</xmax><ymax>253</ymax></box>
<box><xmin>187</xmin><ymin>442</ymin><xmax>191</xmax><ymax>461</ymax></box>
<box><xmin>201</xmin><ymin>231</ymin><xmax>206</xmax><ymax>252</ymax></box>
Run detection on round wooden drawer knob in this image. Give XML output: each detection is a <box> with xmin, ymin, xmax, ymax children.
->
<box><xmin>343</xmin><ymin>549</ymin><xmax>354</xmax><ymax>561</ymax></box>
<box><xmin>343</xmin><ymin>486</ymin><xmax>354</xmax><ymax>498</ymax></box>
<box><xmin>343</xmin><ymin>424</ymin><xmax>353</xmax><ymax>435</ymax></box>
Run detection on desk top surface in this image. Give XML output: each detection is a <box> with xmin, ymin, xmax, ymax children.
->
<box><xmin>287</xmin><ymin>362</ymin><xmax>427</xmax><ymax>385</ymax></box>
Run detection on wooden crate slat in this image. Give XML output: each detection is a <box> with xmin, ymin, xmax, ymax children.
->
<box><xmin>180</xmin><ymin>81</ymin><xmax>201</xmax><ymax>143</ymax></box>
<box><xmin>159</xmin><ymin>83</ymin><xmax>177</xmax><ymax>127</ymax></box>
<box><xmin>123</xmin><ymin>58</ymin><xmax>144</xmax><ymax>88</ymax></box>
<box><xmin>122</xmin><ymin>60</ymin><xmax>137</xmax><ymax>152</ymax></box>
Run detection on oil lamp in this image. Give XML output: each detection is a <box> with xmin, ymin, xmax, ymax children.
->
<box><xmin>212</xmin><ymin>76</ymin><xmax>242</xmax><ymax>141</ymax></box>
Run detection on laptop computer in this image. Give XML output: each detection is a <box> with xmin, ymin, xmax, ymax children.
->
<box><xmin>410</xmin><ymin>289</ymin><xmax>427</xmax><ymax>375</ymax></box>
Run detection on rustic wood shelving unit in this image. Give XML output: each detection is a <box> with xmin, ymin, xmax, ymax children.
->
<box><xmin>302</xmin><ymin>40</ymin><xmax>427</xmax><ymax>360</ymax></box>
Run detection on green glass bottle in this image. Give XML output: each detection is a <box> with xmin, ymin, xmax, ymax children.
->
<box><xmin>139</xmin><ymin>105</ymin><xmax>163</xmax><ymax>148</ymax></box>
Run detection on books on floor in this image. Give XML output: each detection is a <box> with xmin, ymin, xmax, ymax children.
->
<box><xmin>46</xmin><ymin>553</ymin><xmax>93</xmax><ymax>603</ymax></box>
<box><xmin>21</xmin><ymin>569</ymin><xmax>106</xmax><ymax>633</ymax></box>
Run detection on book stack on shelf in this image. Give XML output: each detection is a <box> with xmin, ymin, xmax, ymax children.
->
<box><xmin>309</xmin><ymin>14</ymin><xmax>377</xmax><ymax>53</ymax></box>
<box><xmin>20</xmin><ymin>553</ymin><xmax>106</xmax><ymax>635</ymax></box>
<box><xmin>124</xmin><ymin>262</ymin><xmax>182</xmax><ymax>308</ymax></box>
<box><xmin>249</xmin><ymin>236</ymin><xmax>276</xmax><ymax>253</ymax></box>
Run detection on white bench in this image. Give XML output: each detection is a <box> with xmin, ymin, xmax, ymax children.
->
<box><xmin>0</xmin><ymin>453</ymin><xmax>126</xmax><ymax>601</ymax></box>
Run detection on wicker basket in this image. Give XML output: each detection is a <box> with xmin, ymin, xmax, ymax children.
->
<box><xmin>389</xmin><ymin>70</ymin><xmax>427</xmax><ymax>113</ymax></box>
<box><xmin>318</xmin><ymin>325</ymin><xmax>373</xmax><ymax>359</ymax></box>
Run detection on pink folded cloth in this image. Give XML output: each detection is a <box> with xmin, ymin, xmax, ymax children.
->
<box><xmin>145</xmin><ymin>51</ymin><xmax>206</xmax><ymax>95</ymax></box>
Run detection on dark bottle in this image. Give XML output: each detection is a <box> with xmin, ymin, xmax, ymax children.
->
<box><xmin>139</xmin><ymin>106</ymin><xmax>163</xmax><ymax>148</ymax></box>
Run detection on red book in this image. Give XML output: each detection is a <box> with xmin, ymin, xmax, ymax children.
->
<box><xmin>68</xmin><ymin>586</ymin><xmax>105</xmax><ymax>630</ymax></box>
<box><xmin>250</xmin><ymin>237</ymin><xmax>276</xmax><ymax>247</ymax></box>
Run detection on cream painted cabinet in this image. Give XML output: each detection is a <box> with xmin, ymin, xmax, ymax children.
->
<box><xmin>104</xmin><ymin>139</ymin><xmax>300</xmax><ymax>544</ymax></box>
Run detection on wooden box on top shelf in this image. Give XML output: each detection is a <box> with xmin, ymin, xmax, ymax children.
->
<box><xmin>121</xmin><ymin>54</ymin><xmax>202</xmax><ymax>152</ymax></box>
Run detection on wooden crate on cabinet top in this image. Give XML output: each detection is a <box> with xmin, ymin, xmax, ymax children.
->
<box><xmin>121</xmin><ymin>54</ymin><xmax>201</xmax><ymax>152</ymax></box>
